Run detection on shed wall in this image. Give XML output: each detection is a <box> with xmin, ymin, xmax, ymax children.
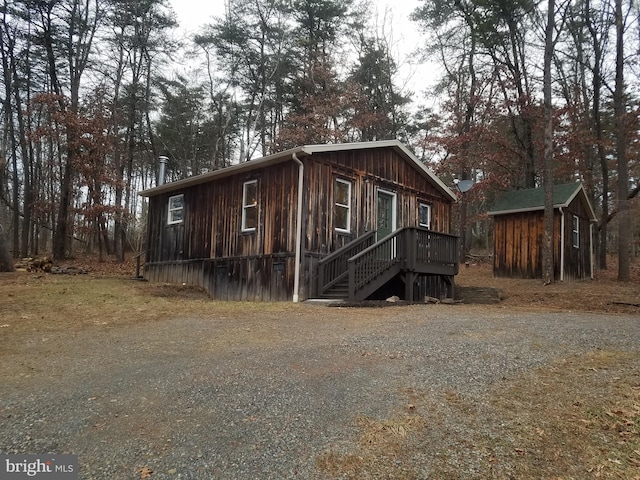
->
<box><xmin>493</xmin><ymin>206</ymin><xmax>592</xmax><ymax>281</ymax></box>
<box><xmin>493</xmin><ymin>211</ymin><xmax>561</xmax><ymax>279</ymax></box>
<box><xmin>562</xmin><ymin>197</ymin><xmax>593</xmax><ymax>281</ymax></box>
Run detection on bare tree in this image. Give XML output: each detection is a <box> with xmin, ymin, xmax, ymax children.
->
<box><xmin>542</xmin><ymin>0</ymin><xmax>556</xmax><ymax>285</ymax></box>
<box><xmin>45</xmin><ymin>0</ymin><xmax>102</xmax><ymax>259</ymax></box>
<box><xmin>614</xmin><ymin>0</ymin><xmax>630</xmax><ymax>281</ymax></box>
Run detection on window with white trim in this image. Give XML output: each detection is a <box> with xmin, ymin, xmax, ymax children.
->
<box><xmin>167</xmin><ymin>194</ymin><xmax>184</xmax><ymax>225</ymax></box>
<box><xmin>334</xmin><ymin>178</ymin><xmax>351</xmax><ymax>233</ymax></box>
<box><xmin>572</xmin><ymin>215</ymin><xmax>579</xmax><ymax>248</ymax></box>
<box><xmin>419</xmin><ymin>203</ymin><xmax>431</xmax><ymax>229</ymax></box>
<box><xmin>242</xmin><ymin>180</ymin><xmax>258</xmax><ymax>232</ymax></box>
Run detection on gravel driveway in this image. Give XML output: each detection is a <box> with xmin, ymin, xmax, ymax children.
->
<box><xmin>1</xmin><ymin>304</ymin><xmax>639</xmax><ymax>479</ymax></box>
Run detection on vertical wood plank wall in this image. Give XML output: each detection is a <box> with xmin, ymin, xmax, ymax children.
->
<box><xmin>493</xmin><ymin>197</ymin><xmax>592</xmax><ymax>280</ymax></box>
<box><xmin>562</xmin><ymin>197</ymin><xmax>593</xmax><ymax>281</ymax></box>
<box><xmin>145</xmin><ymin>147</ymin><xmax>454</xmax><ymax>300</ymax></box>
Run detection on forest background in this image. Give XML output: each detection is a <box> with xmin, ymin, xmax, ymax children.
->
<box><xmin>0</xmin><ymin>0</ymin><xmax>638</xmax><ymax>279</ymax></box>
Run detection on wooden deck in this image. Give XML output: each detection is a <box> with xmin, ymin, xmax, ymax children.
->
<box><xmin>317</xmin><ymin>228</ymin><xmax>459</xmax><ymax>302</ymax></box>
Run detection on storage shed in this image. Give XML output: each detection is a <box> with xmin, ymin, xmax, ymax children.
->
<box><xmin>488</xmin><ymin>183</ymin><xmax>597</xmax><ymax>281</ymax></box>
<box><xmin>139</xmin><ymin>140</ymin><xmax>460</xmax><ymax>302</ymax></box>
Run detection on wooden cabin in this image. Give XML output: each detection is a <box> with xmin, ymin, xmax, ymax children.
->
<box><xmin>488</xmin><ymin>183</ymin><xmax>597</xmax><ymax>281</ymax></box>
<box><xmin>140</xmin><ymin>140</ymin><xmax>460</xmax><ymax>302</ymax></box>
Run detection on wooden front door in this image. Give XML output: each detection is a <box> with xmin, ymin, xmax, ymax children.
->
<box><xmin>377</xmin><ymin>190</ymin><xmax>396</xmax><ymax>241</ymax></box>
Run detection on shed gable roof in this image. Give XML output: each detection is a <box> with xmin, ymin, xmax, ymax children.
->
<box><xmin>487</xmin><ymin>183</ymin><xmax>597</xmax><ymax>221</ymax></box>
<box><xmin>139</xmin><ymin>140</ymin><xmax>458</xmax><ymax>202</ymax></box>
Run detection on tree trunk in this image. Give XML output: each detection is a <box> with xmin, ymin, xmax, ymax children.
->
<box><xmin>542</xmin><ymin>0</ymin><xmax>555</xmax><ymax>285</ymax></box>
<box><xmin>0</xmin><ymin>25</ymin><xmax>21</xmax><ymax>258</ymax></box>
<box><xmin>585</xmin><ymin>0</ymin><xmax>609</xmax><ymax>270</ymax></box>
<box><xmin>0</xmin><ymin>223</ymin><xmax>14</xmax><ymax>272</ymax></box>
<box><xmin>614</xmin><ymin>0</ymin><xmax>629</xmax><ymax>281</ymax></box>
<box><xmin>53</xmin><ymin>150</ymin><xmax>73</xmax><ymax>260</ymax></box>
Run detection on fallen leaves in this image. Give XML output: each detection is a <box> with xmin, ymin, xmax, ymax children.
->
<box><xmin>138</xmin><ymin>466</ymin><xmax>152</xmax><ymax>478</ymax></box>
<box><xmin>356</xmin><ymin>414</ymin><xmax>427</xmax><ymax>447</ymax></box>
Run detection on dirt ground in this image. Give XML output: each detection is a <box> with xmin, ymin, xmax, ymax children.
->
<box><xmin>456</xmin><ymin>256</ymin><xmax>640</xmax><ymax>315</ymax></box>
<box><xmin>2</xmin><ymin>253</ymin><xmax>639</xmax><ymax>337</ymax></box>
<box><xmin>1</xmin><ymin>255</ymin><xmax>640</xmax><ymax>479</ymax></box>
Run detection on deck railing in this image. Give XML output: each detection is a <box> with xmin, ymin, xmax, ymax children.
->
<box><xmin>415</xmin><ymin>228</ymin><xmax>459</xmax><ymax>266</ymax></box>
<box><xmin>318</xmin><ymin>227</ymin><xmax>459</xmax><ymax>301</ymax></box>
<box><xmin>347</xmin><ymin>228</ymin><xmax>459</xmax><ymax>301</ymax></box>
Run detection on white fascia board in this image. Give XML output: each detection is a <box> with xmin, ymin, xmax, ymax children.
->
<box><xmin>549</xmin><ymin>184</ymin><xmax>597</xmax><ymax>222</ymax></box>
<box><xmin>569</xmin><ymin>184</ymin><xmax>598</xmax><ymax>222</ymax></box>
<box><xmin>487</xmin><ymin>206</ymin><xmax>547</xmax><ymax>216</ymax></box>
<box><xmin>394</xmin><ymin>143</ymin><xmax>459</xmax><ymax>202</ymax></box>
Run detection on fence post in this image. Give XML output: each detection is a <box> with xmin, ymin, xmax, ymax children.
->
<box><xmin>406</xmin><ymin>228</ymin><xmax>417</xmax><ymax>271</ymax></box>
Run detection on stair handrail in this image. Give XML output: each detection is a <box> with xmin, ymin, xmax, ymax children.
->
<box><xmin>347</xmin><ymin>228</ymin><xmax>460</xmax><ymax>300</ymax></box>
<box><xmin>317</xmin><ymin>230</ymin><xmax>376</xmax><ymax>295</ymax></box>
<box><xmin>348</xmin><ymin>228</ymin><xmax>407</xmax><ymax>299</ymax></box>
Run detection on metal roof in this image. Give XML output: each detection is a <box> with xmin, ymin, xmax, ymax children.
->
<box><xmin>487</xmin><ymin>183</ymin><xmax>597</xmax><ymax>221</ymax></box>
<box><xmin>139</xmin><ymin>140</ymin><xmax>458</xmax><ymax>202</ymax></box>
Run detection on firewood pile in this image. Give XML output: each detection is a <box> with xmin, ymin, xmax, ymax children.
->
<box><xmin>14</xmin><ymin>257</ymin><xmax>88</xmax><ymax>275</ymax></box>
<box><xmin>15</xmin><ymin>257</ymin><xmax>53</xmax><ymax>272</ymax></box>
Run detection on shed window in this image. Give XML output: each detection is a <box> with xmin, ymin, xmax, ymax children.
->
<box><xmin>242</xmin><ymin>180</ymin><xmax>258</xmax><ymax>232</ymax></box>
<box><xmin>167</xmin><ymin>194</ymin><xmax>184</xmax><ymax>224</ymax></box>
<box><xmin>572</xmin><ymin>215</ymin><xmax>579</xmax><ymax>248</ymax></box>
<box><xmin>334</xmin><ymin>178</ymin><xmax>351</xmax><ymax>233</ymax></box>
<box><xmin>419</xmin><ymin>203</ymin><xmax>431</xmax><ymax>229</ymax></box>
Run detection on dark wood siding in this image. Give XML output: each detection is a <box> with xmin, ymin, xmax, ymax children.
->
<box><xmin>210</xmin><ymin>162</ymin><xmax>298</xmax><ymax>258</ymax></box>
<box><xmin>203</xmin><ymin>255</ymin><xmax>294</xmax><ymax>301</ymax></box>
<box><xmin>562</xmin><ymin>197</ymin><xmax>593</xmax><ymax>281</ymax></box>
<box><xmin>302</xmin><ymin>148</ymin><xmax>452</xmax><ymax>257</ymax></box>
<box><xmin>299</xmin><ymin>148</ymin><xmax>453</xmax><ymax>299</ymax></box>
<box><xmin>144</xmin><ymin>145</ymin><xmax>454</xmax><ymax>301</ymax></box>
<box><xmin>145</xmin><ymin>161</ymin><xmax>300</xmax><ymax>301</ymax></box>
<box><xmin>493</xmin><ymin>206</ymin><xmax>592</xmax><ymax>281</ymax></box>
<box><xmin>493</xmin><ymin>211</ymin><xmax>561</xmax><ymax>279</ymax></box>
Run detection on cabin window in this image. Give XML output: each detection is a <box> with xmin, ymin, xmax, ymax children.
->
<box><xmin>167</xmin><ymin>194</ymin><xmax>184</xmax><ymax>225</ymax></box>
<box><xmin>572</xmin><ymin>215</ymin><xmax>579</xmax><ymax>248</ymax></box>
<box><xmin>334</xmin><ymin>178</ymin><xmax>351</xmax><ymax>233</ymax></box>
<box><xmin>419</xmin><ymin>203</ymin><xmax>431</xmax><ymax>229</ymax></box>
<box><xmin>242</xmin><ymin>180</ymin><xmax>258</xmax><ymax>232</ymax></box>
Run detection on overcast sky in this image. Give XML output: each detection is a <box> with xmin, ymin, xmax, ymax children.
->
<box><xmin>169</xmin><ymin>0</ymin><xmax>422</xmax><ymax>39</ymax></box>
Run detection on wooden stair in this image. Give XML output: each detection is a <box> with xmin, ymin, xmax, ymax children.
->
<box><xmin>317</xmin><ymin>228</ymin><xmax>459</xmax><ymax>302</ymax></box>
<box><xmin>320</xmin><ymin>278</ymin><xmax>349</xmax><ymax>299</ymax></box>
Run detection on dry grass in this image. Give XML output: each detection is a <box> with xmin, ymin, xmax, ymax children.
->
<box><xmin>315</xmin><ymin>410</ymin><xmax>428</xmax><ymax>480</ymax></box>
<box><xmin>457</xmin><ymin>257</ymin><xmax>640</xmax><ymax>314</ymax></box>
<box><xmin>0</xmin><ymin>270</ymin><xmax>294</xmax><ymax>356</ymax></box>
<box><xmin>316</xmin><ymin>350</ymin><xmax>640</xmax><ymax>479</ymax></box>
<box><xmin>3</xmin><ymin>254</ymin><xmax>640</xmax><ymax>478</ymax></box>
<box><xmin>487</xmin><ymin>350</ymin><xmax>640</xmax><ymax>479</ymax></box>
